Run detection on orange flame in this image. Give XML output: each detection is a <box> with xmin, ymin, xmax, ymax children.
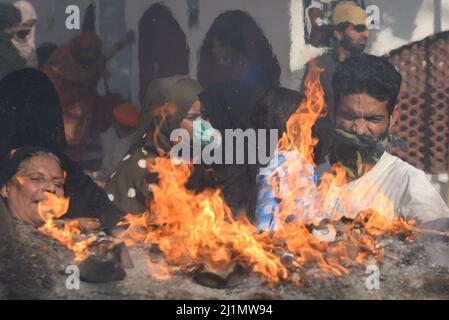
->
<box><xmin>146</xmin><ymin>258</ymin><xmax>173</xmax><ymax>281</ymax></box>
<box><xmin>37</xmin><ymin>193</ymin><xmax>96</xmax><ymax>262</ymax></box>
<box><xmin>118</xmin><ymin>62</ymin><xmax>417</xmax><ymax>285</ymax></box>
<box><xmin>119</xmin><ymin>159</ymin><xmax>288</xmax><ymax>284</ymax></box>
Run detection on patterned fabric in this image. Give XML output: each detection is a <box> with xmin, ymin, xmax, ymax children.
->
<box><xmin>330</xmin><ymin>128</ymin><xmax>389</xmax><ymax>180</ymax></box>
<box><xmin>104</xmin><ymin>76</ymin><xmax>202</xmax><ymax>215</ymax></box>
<box><xmin>255</xmin><ymin>151</ymin><xmax>318</xmax><ymax>231</ymax></box>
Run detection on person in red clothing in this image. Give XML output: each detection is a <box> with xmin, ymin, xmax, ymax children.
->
<box><xmin>44</xmin><ymin>31</ymin><xmax>134</xmax><ymax>161</ymax></box>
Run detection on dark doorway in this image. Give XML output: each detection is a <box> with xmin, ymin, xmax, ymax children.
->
<box><xmin>82</xmin><ymin>3</ymin><xmax>96</xmax><ymax>32</ymax></box>
<box><xmin>138</xmin><ymin>4</ymin><xmax>190</xmax><ymax>103</ymax></box>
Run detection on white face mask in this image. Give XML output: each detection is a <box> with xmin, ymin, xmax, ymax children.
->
<box><xmin>12</xmin><ymin>1</ymin><xmax>38</xmax><ymax>67</ymax></box>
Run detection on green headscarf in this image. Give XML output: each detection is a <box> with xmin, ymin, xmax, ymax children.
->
<box><xmin>131</xmin><ymin>75</ymin><xmax>203</xmax><ymax>155</ymax></box>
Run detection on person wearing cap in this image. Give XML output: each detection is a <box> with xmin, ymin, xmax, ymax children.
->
<box><xmin>300</xmin><ymin>1</ymin><xmax>370</xmax><ymax>165</ymax></box>
<box><xmin>92</xmin><ymin>103</ymin><xmax>140</xmax><ymax>183</ymax></box>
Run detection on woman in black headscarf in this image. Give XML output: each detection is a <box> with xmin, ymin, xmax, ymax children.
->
<box><xmin>194</xmin><ymin>80</ymin><xmax>263</xmax><ymax>218</ymax></box>
<box><xmin>0</xmin><ymin>68</ymin><xmax>122</xmax><ymax>229</ymax></box>
<box><xmin>0</xmin><ymin>147</ymin><xmax>68</xmax><ymax>227</ymax></box>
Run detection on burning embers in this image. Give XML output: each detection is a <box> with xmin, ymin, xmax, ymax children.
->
<box><xmin>117</xmin><ymin>158</ymin><xmax>420</xmax><ymax>287</ymax></box>
<box><xmin>36</xmin><ymin>193</ymin><xmax>95</xmax><ymax>262</ymax></box>
<box><xmin>35</xmin><ymin>62</ymin><xmax>435</xmax><ymax>288</ymax></box>
<box><xmin>36</xmin><ymin>192</ymin><xmax>131</xmax><ymax>282</ymax></box>
<box><xmin>113</xmin><ymin>62</ymin><xmax>424</xmax><ymax>287</ymax></box>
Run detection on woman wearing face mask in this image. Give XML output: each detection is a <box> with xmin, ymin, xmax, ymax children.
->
<box><xmin>190</xmin><ymin>80</ymin><xmax>263</xmax><ymax>219</ymax></box>
<box><xmin>104</xmin><ymin>76</ymin><xmax>203</xmax><ymax>214</ymax></box>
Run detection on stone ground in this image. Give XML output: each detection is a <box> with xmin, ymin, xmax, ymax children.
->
<box><xmin>2</xmin><ymin>221</ymin><xmax>449</xmax><ymax>300</ymax></box>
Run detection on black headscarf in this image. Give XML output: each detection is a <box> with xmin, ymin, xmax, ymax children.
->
<box><xmin>0</xmin><ymin>69</ymin><xmax>121</xmax><ymax>229</ymax></box>
<box><xmin>199</xmin><ymin>80</ymin><xmax>260</xmax><ymax>133</ymax></box>
<box><xmin>0</xmin><ymin>68</ymin><xmax>67</xmax><ymax>159</ymax></box>
<box><xmin>0</xmin><ymin>147</ymin><xmax>63</xmax><ymax>188</ymax></box>
<box><xmin>195</xmin><ymin>80</ymin><xmax>263</xmax><ymax>217</ymax></box>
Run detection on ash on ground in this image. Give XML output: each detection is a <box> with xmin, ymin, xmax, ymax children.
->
<box><xmin>1</xmin><ymin>221</ymin><xmax>449</xmax><ymax>300</ymax></box>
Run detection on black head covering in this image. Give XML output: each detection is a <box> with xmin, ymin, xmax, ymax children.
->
<box><xmin>195</xmin><ymin>80</ymin><xmax>262</xmax><ymax>217</ymax></box>
<box><xmin>0</xmin><ymin>69</ymin><xmax>121</xmax><ymax>229</ymax></box>
<box><xmin>0</xmin><ymin>3</ymin><xmax>21</xmax><ymax>31</ymax></box>
<box><xmin>0</xmin><ymin>68</ymin><xmax>67</xmax><ymax>160</ymax></box>
<box><xmin>199</xmin><ymin>80</ymin><xmax>262</xmax><ymax>165</ymax></box>
<box><xmin>199</xmin><ymin>80</ymin><xmax>261</xmax><ymax>134</ymax></box>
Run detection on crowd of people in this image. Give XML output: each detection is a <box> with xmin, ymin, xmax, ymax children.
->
<box><xmin>1</xmin><ymin>0</ymin><xmax>448</xmax><ymax>240</ymax></box>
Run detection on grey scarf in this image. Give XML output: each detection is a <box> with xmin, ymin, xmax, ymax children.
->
<box><xmin>0</xmin><ymin>32</ymin><xmax>27</xmax><ymax>81</ymax></box>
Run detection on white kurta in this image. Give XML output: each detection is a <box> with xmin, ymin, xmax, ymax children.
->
<box><xmin>322</xmin><ymin>152</ymin><xmax>449</xmax><ymax>224</ymax></box>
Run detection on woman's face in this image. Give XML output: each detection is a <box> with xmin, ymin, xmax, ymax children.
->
<box><xmin>179</xmin><ymin>99</ymin><xmax>201</xmax><ymax>138</ymax></box>
<box><xmin>1</xmin><ymin>155</ymin><xmax>65</xmax><ymax>226</ymax></box>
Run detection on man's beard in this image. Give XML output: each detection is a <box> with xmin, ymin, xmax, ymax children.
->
<box><xmin>329</xmin><ymin>128</ymin><xmax>389</xmax><ymax>179</ymax></box>
<box><xmin>340</xmin><ymin>34</ymin><xmax>366</xmax><ymax>56</ymax></box>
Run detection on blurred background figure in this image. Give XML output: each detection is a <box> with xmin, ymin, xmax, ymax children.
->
<box><xmin>43</xmin><ymin>30</ymin><xmax>135</xmax><ymax>162</ymax></box>
<box><xmin>300</xmin><ymin>1</ymin><xmax>370</xmax><ymax>165</ymax></box>
<box><xmin>91</xmin><ymin>103</ymin><xmax>140</xmax><ymax>183</ymax></box>
<box><xmin>0</xmin><ymin>3</ymin><xmax>26</xmax><ymax>80</ymax></box>
<box><xmin>36</xmin><ymin>42</ymin><xmax>57</xmax><ymax>69</ymax></box>
<box><xmin>12</xmin><ymin>0</ymin><xmax>38</xmax><ymax>68</ymax></box>
<box><xmin>211</xmin><ymin>24</ymin><xmax>270</xmax><ymax>91</ymax></box>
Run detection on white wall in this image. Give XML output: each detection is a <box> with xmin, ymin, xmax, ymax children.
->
<box><xmin>11</xmin><ymin>1</ymin><xmax>449</xmax><ymax>101</ymax></box>
<box><xmin>23</xmin><ymin>0</ymin><xmax>93</xmax><ymax>45</ymax></box>
<box><xmin>367</xmin><ymin>0</ymin><xmax>449</xmax><ymax>56</ymax></box>
<box><xmin>288</xmin><ymin>0</ymin><xmax>449</xmax><ymax>88</ymax></box>
<box><xmin>125</xmin><ymin>0</ymin><xmax>292</xmax><ymax>103</ymax></box>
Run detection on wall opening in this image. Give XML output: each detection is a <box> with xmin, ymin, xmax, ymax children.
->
<box><xmin>138</xmin><ymin>3</ymin><xmax>189</xmax><ymax>103</ymax></box>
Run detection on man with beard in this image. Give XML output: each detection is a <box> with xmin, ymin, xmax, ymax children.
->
<box><xmin>322</xmin><ymin>54</ymin><xmax>449</xmax><ymax>229</ymax></box>
<box><xmin>301</xmin><ymin>1</ymin><xmax>370</xmax><ymax>164</ymax></box>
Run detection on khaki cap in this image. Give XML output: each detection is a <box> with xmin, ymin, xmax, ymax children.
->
<box><xmin>332</xmin><ymin>1</ymin><xmax>367</xmax><ymax>26</ymax></box>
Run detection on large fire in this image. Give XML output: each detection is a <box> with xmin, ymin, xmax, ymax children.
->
<box><xmin>118</xmin><ymin>61</ymin><xmax>419</xmax><ymax>286</ymax></box>
<box><xmin>37</xmin><ymin>193</ymin><xmax>97</xmax><ymax>262</ymax></box>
